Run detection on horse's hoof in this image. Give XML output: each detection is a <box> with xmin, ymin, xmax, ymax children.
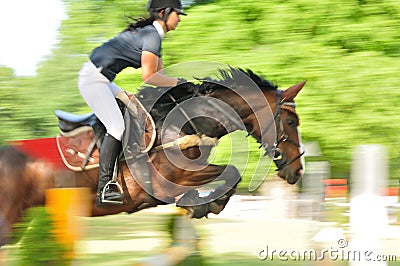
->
<box><xmin>208</xmin><ymin>202</ymin><xmax>224</xmax><ymax>214</ymax></box>
<box><xmin>191</xmin><ymin>204</ymin><xmax>210</xmax><ymax>219</ymax></box>
<box><xmin>177</xmin><ymin>190</ymin><xmax>210</xmax><ymax>219</ymax></box>
<box><xmin>176</xmin><ymin>189</ymin><xmax>201</xmax><ymax>207</ymax></box>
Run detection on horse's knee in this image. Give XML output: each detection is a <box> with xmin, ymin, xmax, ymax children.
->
<box><xmin>206</xmin><ymin>189</ymin><xmax>235</xmax><ymax>214</ymax></box>
<box><xmin>224</xmin><ymin>164</ymin><xmax>240</xmax><ymax>176</ymax></box>
<box><xmin>190</xmin><ymin>204</ymin><xmax>210</xmax><ymax>219</ymax></box>
<box><xmin>208</xmin><ymin>201</ymin><xmax>224</xmax><ymax>214</ymax></box>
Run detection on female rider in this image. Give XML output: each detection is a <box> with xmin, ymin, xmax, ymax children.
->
<box><xmin>78</xmin><ymin>0</ymin><xmax>187</xmax><ymax>207</ymax></box>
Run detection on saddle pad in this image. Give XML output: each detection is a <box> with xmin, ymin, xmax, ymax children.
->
<box><xmin>55</xmin><ymin>95</ymin><xmax>156</xmax><ymax>171</ymax></box>
<box><xmin>56</xmin><ymin>126</ymin><xmax>99</xmax><ymax>171</ymax></box>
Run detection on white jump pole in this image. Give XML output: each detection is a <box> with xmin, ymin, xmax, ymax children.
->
<box><xmin>350</xmin><ymin>144</ymin><xmax>388</xmax><ymax>266</ymax></box>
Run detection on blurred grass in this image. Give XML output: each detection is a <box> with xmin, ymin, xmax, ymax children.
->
<box><xmin>5</xmin><ymin>205</ymin><xmax>400</xmax><ymax>265</ymax></box>
<box><xmin>1</xmin><ymin>211</ymin><xmax>348</xmax><ymax>265</ymax></box>
<box><xmin>1</xmin><ymin>0</ymin><xmax>400</xmax><ymax>181</ymax></box>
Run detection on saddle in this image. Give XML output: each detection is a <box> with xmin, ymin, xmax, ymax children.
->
<box><xmin>55</xmin><ymin>93</ymin><xmax>156</xmax><ymax>171</ymax></box>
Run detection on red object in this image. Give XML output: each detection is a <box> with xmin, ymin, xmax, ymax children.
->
<box><xmin>325</xmin><ymin>185</ymin><xmax>348</xmax><ymax>198</ymax></box>
<box><xmin>11</xmin><ymin>138</ymin><xmax>68</xmax><ymax>170</ymax></box>
<box><xmin>380</xmin><ymin>187</ymin><xmax>399</xmax><ymax>197</ymax></box>
<box><xmin>323</xmin><ymin>179</ymin><xmax>348</xmax><ymax>198</ymax></box>
<box><xmin>322</xmin><ymin>179</ymin><xmax>347</xmax><ymax>186</ymax></box>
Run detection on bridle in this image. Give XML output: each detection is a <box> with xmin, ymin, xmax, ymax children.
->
<box><xmin>257</xmin><ymin>90</ymin><xmax>305</xmax><ymax>171</ymax></box>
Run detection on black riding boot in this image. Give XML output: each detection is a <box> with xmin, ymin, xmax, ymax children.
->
<box><xmin>96</xmin><ymin>133</ymin><xmax>123</xmax><ymax>207</ymax></box>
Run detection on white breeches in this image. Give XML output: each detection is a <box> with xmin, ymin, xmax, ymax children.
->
<box><xmin>78</xmin><ymin>61</ymin><xmax>125</xmax><ymax>141</ymax></box>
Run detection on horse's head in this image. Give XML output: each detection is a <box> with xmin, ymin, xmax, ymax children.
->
<box><xmin>271</xmin><ymin>81</ymin><xmax>306</xmax><ymax>184</ymax></box>
<box><xmin>221</xmin><ymin>70</ymin><xmax>306</xmax><ymax>185</ymax></box>
<box><xmin>198</xmin><ymin>68</ymin><xmax>306</xmax><ymax>185</ymax></box>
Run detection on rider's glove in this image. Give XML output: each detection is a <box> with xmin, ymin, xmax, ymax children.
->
<box><xmin>177</xmin><ymin>78</ymin><xmax>188</xmax><ymax>85</ymax></box>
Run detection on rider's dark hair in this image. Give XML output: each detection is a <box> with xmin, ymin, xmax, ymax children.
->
<box><xmin>125</xmin><ymin>16</ymin><xmax>153</xmax><ymax>31</ymax></box>
<box><xmin>125</xmin><ymin>11</ymin><xmax>160</xmax><ymax>31</ymax></box>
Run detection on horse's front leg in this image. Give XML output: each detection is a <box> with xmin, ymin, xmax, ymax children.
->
<box><xmin>177</xmin><ymin>164</ymin><xmax>241</xmax><ymax>218</ymax></box>
<box><xmin>205</xmin><ymin>164</ymin><xmax>242</xmax><ymax>215</ymax></box>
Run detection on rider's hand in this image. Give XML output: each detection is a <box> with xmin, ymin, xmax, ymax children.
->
<box><xmin>177</xmin><ymin>78</ymin><xmax>187</xmax><ymax>85</ymax></box>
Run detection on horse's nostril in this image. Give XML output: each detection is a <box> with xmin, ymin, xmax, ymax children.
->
<box><xmin>273</xmin><ymin>148</ymin><xmax>283</xmax><ymax>161</ymax></box>
<box><xmin>297</xmin><ymin>168</ymin><xmax>304</xmax><ymax>177</ymax></box>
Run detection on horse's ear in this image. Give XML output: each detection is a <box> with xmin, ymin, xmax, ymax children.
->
<box><xmin>282</xmin><ymin>80</ymin><xmax>306</xmax><ymax>102</ymax></box>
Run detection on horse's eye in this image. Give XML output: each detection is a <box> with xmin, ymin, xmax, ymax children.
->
<box><xmin>286</xmin><ymin>118</ymin><xmax>297</xmax><ymax>127</ymax></box>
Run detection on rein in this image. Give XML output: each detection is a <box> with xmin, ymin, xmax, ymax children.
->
<box><xmin>167</xmin><ymin>92</ymin><xmax>200</xmax><ymax>134</ymax></box>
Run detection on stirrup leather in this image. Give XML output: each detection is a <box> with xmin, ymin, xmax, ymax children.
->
<box><xmin>100</xmin><ymin>180</ymin><xmax>124</xmax><ymax>205</ymax></box>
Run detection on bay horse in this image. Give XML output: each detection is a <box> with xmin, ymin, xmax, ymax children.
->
<box><xmin>0</xmin><ymin>67</ymin><xmax>306</xmax><ymax>247</ymax></box>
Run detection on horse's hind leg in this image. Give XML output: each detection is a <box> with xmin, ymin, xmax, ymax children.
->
<box><xmin>177</xmin><ymin>164</ymin><xmax>242</xmax><ymax>218</ymax></box>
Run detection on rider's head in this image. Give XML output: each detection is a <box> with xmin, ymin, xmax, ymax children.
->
<box><xmin>147</xmin><ymin>0</ymin><xmax>187</xmax><ymax>31</ymax></box>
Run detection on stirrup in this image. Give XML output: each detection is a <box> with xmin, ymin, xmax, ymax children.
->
<box><xmin>101</xmin><ymin>180</ymin><xmax>124</xmax><ymax>205</ymax></box>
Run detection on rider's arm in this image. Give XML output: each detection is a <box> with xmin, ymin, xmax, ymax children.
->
<box><xmin>141</xmin><ymin>51</ymin><xmax>179</xmax><ymax>87</ymax></box>
<box><xmin>157</xmin><ymin>58</ymin><xmax>164</xmax><ymax>73</ymax></box>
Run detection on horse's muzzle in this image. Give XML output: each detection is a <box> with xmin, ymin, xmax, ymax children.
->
<box><xmin>277</xmin><ymin>166</ymin><xmax>303</xmax><ymax>185</ymax></box>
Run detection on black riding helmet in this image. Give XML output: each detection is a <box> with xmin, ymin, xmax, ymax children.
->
<box><xmin>147</xmin><ymin>0</ymin><xmax>187</xmax><ymax>17</ymax></box>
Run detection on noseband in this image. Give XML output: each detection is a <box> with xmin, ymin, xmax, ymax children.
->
<box><xmin>258</xmin><ymin>90</ymin><xmax>304</xmax><ymax>171</ymax></box>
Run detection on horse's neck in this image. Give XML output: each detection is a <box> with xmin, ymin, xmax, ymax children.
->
<box><xmin>208</xmin><ymin>92</ymin><xmax>249</xmax><ymax>130</ymax></box>
<box><xmin>152</xmin><ymin>88</ymin><xmax>249</xmax><ymax>140</ymax></box>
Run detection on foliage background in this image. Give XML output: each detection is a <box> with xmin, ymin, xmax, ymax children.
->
<box><xmin>1</xmin><ymin>0</ymin><xmax>400</xmax><ymax>184</ymax></box>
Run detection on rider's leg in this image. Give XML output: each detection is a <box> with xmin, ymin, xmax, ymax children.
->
<box><xmin>109</xmin><ymin>82</ymin><xmax>123</xmax><ymax>96</ymax></box>
<box><xmin>110</xmin><ymin>80</ymin><xmax>154</xmax><ymax>199</ymax></box>
<box><xmin>78</xmin><ymin>61</ymin><xmax>155</xmax><ymax>205</ymax></box>
<box><xmin>78</xmin><ymin>61</ymin><xmax>125</xmax><ymax>206</ymax></box>
<box><xmin>97</xmin><ymin>133</ymin><xmax>123</xmax><ymax>205</ymax></box>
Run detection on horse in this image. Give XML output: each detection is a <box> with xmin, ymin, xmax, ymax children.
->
<box><xmin>0</xmin><ymin>67</ymin><xmax>306</xmax><ymax>247</ymax></box>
